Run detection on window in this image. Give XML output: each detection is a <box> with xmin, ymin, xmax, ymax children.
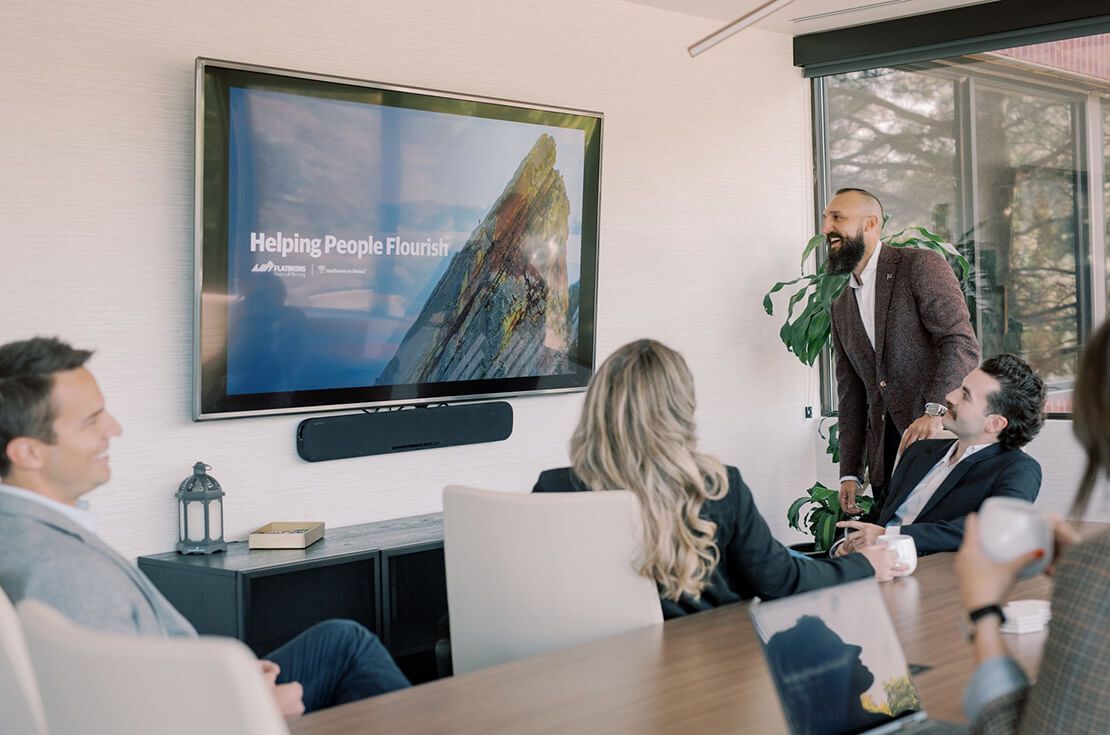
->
<box><xmin>816</xmin><ymin>34</ymin><xmax>1110</xmax><ymax>416</ymax></box>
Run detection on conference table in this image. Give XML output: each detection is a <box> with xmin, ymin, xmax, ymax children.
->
<box><xmin>290</xmin><ymin>552</ymin><xmax>1053</xmax><ymax>734</ymax></box>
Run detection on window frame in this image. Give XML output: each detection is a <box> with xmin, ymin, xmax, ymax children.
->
<box><xmin>814</xmin><ymin>49</ymin><xmax>1110</xmax><ymax>419</ymax></box>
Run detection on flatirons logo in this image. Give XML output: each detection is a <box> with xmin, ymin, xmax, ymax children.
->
<box><xmin>252</xmin><ymin>261</ymin><xmax>306</xmax><ymax>277</ymax></box>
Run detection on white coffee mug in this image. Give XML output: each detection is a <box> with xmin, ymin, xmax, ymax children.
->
<box><xmin>977</xmin><ymin>497</ymin><xmax>1052</xmax><ymax>579</ymax></box>
<box><xmin>877</xmin><ymin>534</ymin><xmax>918</xmax><ymax>576</ymax></box>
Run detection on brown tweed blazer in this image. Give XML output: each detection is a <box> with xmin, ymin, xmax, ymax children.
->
<box><xmin>972</xmin><ymin>530</ymin><xmax>1110</xmax><ymax>735</ymax></box>
<box><xmin>830</xmin><ymin>245</ymin><xmax>979</xmax><ymax>486</ymax></box>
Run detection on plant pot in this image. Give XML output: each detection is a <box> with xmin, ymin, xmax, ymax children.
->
<box><xmin>788</xmin><ymin>542</ymin><xmax>828</xmax><ymax>559</ymax></box>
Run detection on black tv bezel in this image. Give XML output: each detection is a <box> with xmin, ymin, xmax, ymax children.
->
<box><xmin>193</xmin><ymin>59</ymin><xmax>603</xmax><ymax>420</ymax></box>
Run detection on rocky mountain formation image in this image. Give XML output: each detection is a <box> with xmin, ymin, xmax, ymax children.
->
<box><xmin>377</xmin><ymin>134</ymin><xmax>575</xmax><ymax>385</ymax></box>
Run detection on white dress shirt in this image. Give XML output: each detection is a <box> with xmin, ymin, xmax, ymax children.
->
<box><xmin>891</xmin><ymin>441</ymin><xmax>993</xmax><ymax>525</ymax></box>
<box><xmin>0</xmin><ymin>482</ymin><xmax>97</xmax><ymax>533</ymax></box>
<box><xmin>848</xmin><ymin>241</ymin><xmax>883</xmax><ymax>350</ymax></box>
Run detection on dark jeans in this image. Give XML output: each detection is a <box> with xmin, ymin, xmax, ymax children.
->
<box><xmin>265</xmin><ymin>619</ymin><xmax>411</xmax><ymax>713</ymax></box>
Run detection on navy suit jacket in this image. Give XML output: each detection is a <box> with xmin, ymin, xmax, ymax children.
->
<box><xmin>535</xmin><ymin>466</ymin><xmax>873</xmax><ymax>619</ymax></box>
<box><xmin>863</xmin><ymin>438</ymin><xmax>1042</xmax><ymax>554</ymax></box>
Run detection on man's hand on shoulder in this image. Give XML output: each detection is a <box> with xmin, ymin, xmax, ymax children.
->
<box><xmin>898</xmin><ymin>414</ymin><xmax>943</xmax><ymax>455</ymax></box>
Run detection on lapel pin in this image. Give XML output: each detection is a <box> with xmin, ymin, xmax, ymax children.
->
<box><xmin>887</xmin><ymin>273</ymin><xmax>893</xmax><ymax>280</ymax></box>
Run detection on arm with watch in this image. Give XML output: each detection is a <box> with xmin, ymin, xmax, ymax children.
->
<box><xmin>954</xmin><ymin>512</ymin><xmax>1091</xmax><ymax>734</ymax></box>
<box><xmin>837</xmin><ymin>402</ymin><xmax>948</xmax><ymax>519</ymax></box>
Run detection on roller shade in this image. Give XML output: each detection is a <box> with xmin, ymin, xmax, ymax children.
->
<box><xmin>794</xmin><ymin>0</ymin><xmax>1110</xmax><ymax>78</ymax></box>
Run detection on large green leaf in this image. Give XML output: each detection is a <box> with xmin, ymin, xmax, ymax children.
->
<box><xmin>786</xmin><ymin>496</ymin><xmax>809</xmax><ymax>531</ymax></box>
<box><xmin>815</xmin><ymin>512</ymin><xmax>836</xmax><ymax>552</ymax></box>
<box><xmin>817</xmin><ymin>272</ymin><xmax>849</xmax><ymax>311</ymax></box>
<box><xmin>799</xmin><ymin>233</ymin><xmax>826</xmax><ymax>269</ymax></box>
<box><xmin>886</xmin><ymin>225</ymin><xmax>971</xmax><ymax>281</ymax></box>
<box><xmin>809</xmin><ymin>484</ymin><xmax>837</xmax><ymax>504</ymax></box>
<box><xmin>789</xmin><ymin>309</ymin><xmax>816</xmax><ymax>359</ymax></box>
<box><xmin>819</xmin><ymin>419</ymin><xmax>840</xmax><ymax>462</ymax></box>
<box><xmin>762</xmin><ymin>274</ymin><xmax>813</xmax><ymax>315</ymax></box>
<box><xmin>803</xmin><ymin>310</ymin><xmax>831</xmax><ymax>365</ymax></box>
<box><xmin>784</xmin><ymin>281</ymin><xmax>815</xmax><ymax>323</ymax></box>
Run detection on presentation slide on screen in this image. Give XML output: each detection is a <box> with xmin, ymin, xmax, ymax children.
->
<box><xmin>224</xmin><ymin>87</ymin><xmax>587</xmax><ymax>396</ymax></box>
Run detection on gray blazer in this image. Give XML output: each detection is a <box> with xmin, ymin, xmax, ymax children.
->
<box><xmin>972</xmin><ymin>530</ymin><xmax>1110</xmax><ymax>734</ymax></box>
<box><xmin>830</xmin><ymin>246</ymin><xmax>980</xmax><ymax>487</ymax></box>
<box><xmin>0</xmin><ymin>490</ymin><xmax>195</xmax><ymax>638</ymax></box>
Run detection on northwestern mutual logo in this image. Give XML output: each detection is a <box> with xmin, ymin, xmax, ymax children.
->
<box><xmin>252</xmin><ymin>261</ymin><xmax>306</xmax><ymax>277</ymax></box>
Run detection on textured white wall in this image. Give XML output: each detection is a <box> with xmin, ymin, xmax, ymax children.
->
<box><xmin>2</xmin><ymin>0</ymin><xmax>824</xmax><ymax>560</ymax></box>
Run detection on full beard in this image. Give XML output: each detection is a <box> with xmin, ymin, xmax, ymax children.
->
<box><xmin>825</xmin><ymin>231</ymin><xmax>866</xmax><ymax>275</ymax></box>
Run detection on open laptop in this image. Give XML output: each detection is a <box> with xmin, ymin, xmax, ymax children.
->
<box><xmin>749</xmin><ymin>578</ymin><xmax>965</xmax><ymax>735</ymax></box>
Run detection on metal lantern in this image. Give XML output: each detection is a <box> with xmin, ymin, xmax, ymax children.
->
<box><xmin>176</xmin><ymin>461</ymin><xmax>227</xmax><ymax>554</ymax></box>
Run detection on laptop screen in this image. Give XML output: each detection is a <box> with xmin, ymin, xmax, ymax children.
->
<box><xmin>750</xmin><ymin>578</ymin><xmax>925</xmax><ymax>735</ymax></box>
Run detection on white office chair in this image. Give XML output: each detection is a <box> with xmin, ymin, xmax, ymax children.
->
<box><xmin>443</xmin><ymin>484</ymin><xmax>663</xmax><ymax>674</ymax></box>
<box><xmin>0</xmin><ymin>587</ymin><xmax>48</xmax><ymax>735</ymax></box>
<box><xmin>17</xmin><ymin>600</ymin><xmax>289</xmax><ymax>735</ymax></box>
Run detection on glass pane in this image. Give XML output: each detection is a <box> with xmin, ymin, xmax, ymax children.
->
<box><xmin>818</xmin><ymin>34</ymin><xmax>1110</xmax><ymax>415</ymax></box>
<box><xmin>826</xmin><ymin>69</ymin><xmax>959</xmax><ymax>237</ymax></box>
<box><xmin>972</xmin><ymin>86</ymin><xmax>1081</xmax><ymax>412</ymax></box>
<box><xmin>186</xmin><ymin>502</ymin><xmax>207</xmax><ymax>542</ymax></box>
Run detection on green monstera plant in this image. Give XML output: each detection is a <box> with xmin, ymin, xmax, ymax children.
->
<box><xmin>787</xmin><ymin>482</ymin><xmax>875</xmax><ymax>553</ymax></box>
<box><xmin>767</xmin><ymin>223</ymin><xmax>971</xmax><ymax>552</ymax></box>
<box><xmin>786</xmin><ymin>417</ymin><xmax>872</xmax><ymax>553</ymax></box>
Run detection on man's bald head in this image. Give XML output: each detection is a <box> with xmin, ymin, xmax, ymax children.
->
<box><xmin>833</xmin><ymin>188</ymin><xmax>884</xmax><ymax>223</ymax></box>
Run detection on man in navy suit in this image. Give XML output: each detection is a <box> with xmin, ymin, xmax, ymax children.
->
<box><xmin>834</xmin><ymin>354</ymin><xmax>1045</xmax><ymax>556</ymax></box>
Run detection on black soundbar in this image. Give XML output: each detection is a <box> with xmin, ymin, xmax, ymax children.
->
<box><xmin>296</xmin><ymin>401</ymin><xmax>513</xmax><ymax>462</ymax></box>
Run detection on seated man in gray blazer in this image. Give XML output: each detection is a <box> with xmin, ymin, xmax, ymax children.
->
<box><xmin>834</xmin><ymin>354</ymin><xmax>1045</xmax><ymax>556</ymax></box>
<box><xmin>0</xmin><ymin>337</ymin><xmax>409</xmax><ymax>718</ymax></box>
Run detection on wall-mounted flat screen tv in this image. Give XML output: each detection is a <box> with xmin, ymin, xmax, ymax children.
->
<box><xmin>194</xmin><ymin>59</ymin><xmax>602</xmax><ymax>420</ymax></box>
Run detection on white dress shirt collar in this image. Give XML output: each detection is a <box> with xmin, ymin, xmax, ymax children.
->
<box><xmin>0</xmin><ymin>482</ymin><xmax>97</xmax><ymax>534</ymax></box>
<box><xmin>848</xmin><ymin>241</ymin><xmax>883</xmax><ymax>289</ymax></box>
<box><xmin>893</xmin><ymin>441</ymin><xmax>994</xmax><ymax>525</ymax></box>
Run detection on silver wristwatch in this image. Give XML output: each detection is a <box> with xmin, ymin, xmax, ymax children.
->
<box><xmin>924</xmin><ymin>402</ymin><xmax>948</xmax><ymax>418</ymax></box>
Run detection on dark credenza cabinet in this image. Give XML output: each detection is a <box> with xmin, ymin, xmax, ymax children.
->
<box><xmin>137</xmin><ymin>513</ymin><xmax>446</xmax><ymax>682</ymax></box>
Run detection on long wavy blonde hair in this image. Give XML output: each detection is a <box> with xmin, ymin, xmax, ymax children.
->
<box><xmin>570</xmin><ymin>339</ymin><xmax>729</xmax><ymax>601</ymax></box>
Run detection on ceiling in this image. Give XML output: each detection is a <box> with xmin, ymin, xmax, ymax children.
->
<box><xmin>623</xmin><ymin>0</ymin><xmax>1000</xmax><ymax>36</ymax></box>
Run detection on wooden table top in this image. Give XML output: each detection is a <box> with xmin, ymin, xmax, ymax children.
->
<box><xmin>288</xmin><ymin>552</ymin><xmax>1054</xmax><ymax>734</ymax></box>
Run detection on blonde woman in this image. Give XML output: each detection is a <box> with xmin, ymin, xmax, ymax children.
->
<box><xmin>534</xmin><ymin>339</ymin><xmax>901</xmax><ymax>618</ymax></box>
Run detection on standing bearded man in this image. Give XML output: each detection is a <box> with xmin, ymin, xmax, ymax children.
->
<box><xmin>824</xmin><ymin>188</ymin><xmax>980</xmax><ymax>513</ymax></box>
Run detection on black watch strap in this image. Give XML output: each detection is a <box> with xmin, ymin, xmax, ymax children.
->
<box><xmin>969</xmin><ymin>604</ymin><xmax>1006</xmax><ymax>626</ymax></box>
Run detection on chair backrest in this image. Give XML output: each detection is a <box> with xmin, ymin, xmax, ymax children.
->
<box><xmin>17</xmin><ymin>600</ymin><xmax>289</xmax><ymax>735</ymax></box>
<box><xmin>443</xmin><ymin>484</ymin><xmax>663</xmax><ymax>674</ymax></box>
<box><xmin>0</xmin><ymin>587</ymin><xmax>48</xmax><ymax>735</ymax></box>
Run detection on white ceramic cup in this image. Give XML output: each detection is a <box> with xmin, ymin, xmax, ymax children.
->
<box><xmin>877</xmin><ymin>534</ymin><xmax>918</xmax><ymax>576</ymax></box>
<box><xmin>977</xmin><ymin>497</ymin><xmax>1053</xmax><ymax>579</ymax></box>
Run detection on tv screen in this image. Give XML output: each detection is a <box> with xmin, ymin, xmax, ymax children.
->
<box><xmin>193</xmin><ymin>60</ymin><xmax>601</xmax><ymax>420</ymax></box>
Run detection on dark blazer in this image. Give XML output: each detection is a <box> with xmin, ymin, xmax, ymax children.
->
<box><xmin>863</xmin><ymin>438</ymin><xmax>1041</xmax><ymax>554</ymax></box>
<box><xmin>534</xmin><ymin>466</ymin><xmax>874</xmax><ymax>619</ymax></box>
<box><xmin>830</xmin><ymin>245</ymin><xmax>980</xmax><ymax>487</ymax></box>
<box><xmin>973</xmin><ymin>530</ymin><xmax>1110</xmax><ymax>734</ymax></box>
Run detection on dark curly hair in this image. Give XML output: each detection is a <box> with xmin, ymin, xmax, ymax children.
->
<box><xmin>979</xmin><ymin>353</ymin><xmax>1046</xmax><ymax>450</ymax></box>
<box><xmin>0</xmin><ymin>337</ymin><xmax>93</xmax><ymax>477</ymax></box>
